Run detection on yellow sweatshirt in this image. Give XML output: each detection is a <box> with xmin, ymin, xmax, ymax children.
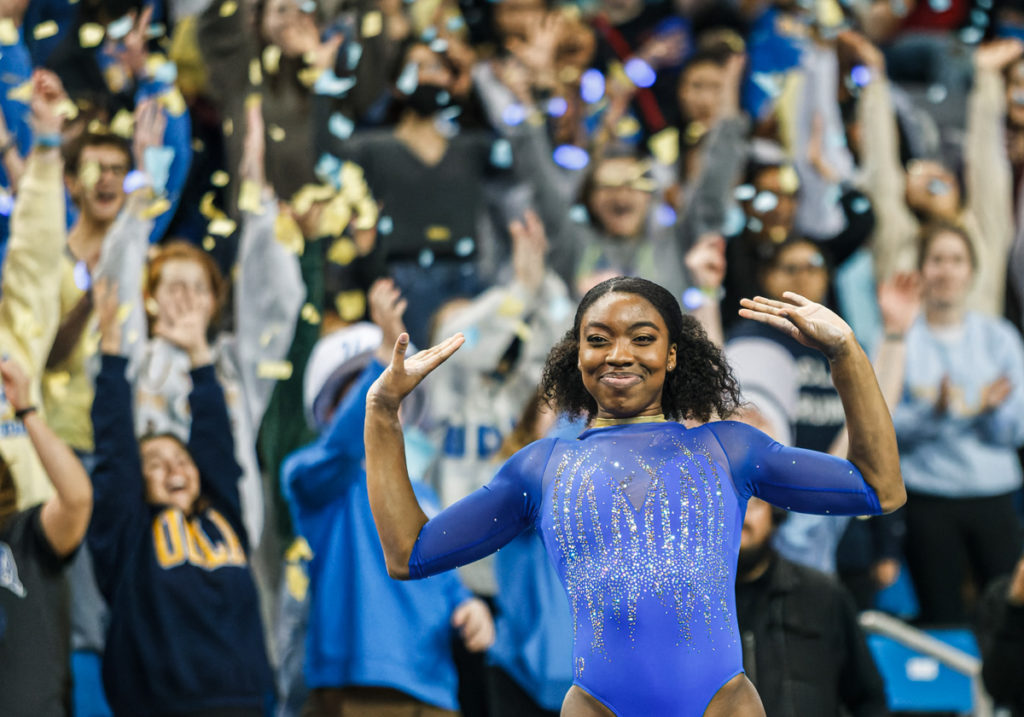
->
<box><xmin>1</xmin><ymin>149</ymin><xmax>68</xmax><ymax>508</ymax></box>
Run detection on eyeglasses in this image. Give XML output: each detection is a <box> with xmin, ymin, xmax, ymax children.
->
<box><xmin>772</xmin><ymin>258</ymin><xmax>826</xmax><ymax>276</ymax></box>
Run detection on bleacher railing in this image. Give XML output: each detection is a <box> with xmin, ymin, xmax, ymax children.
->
<box><xmin>859</xmin><ymin>610</ymin><xmax>995</xmax><ymax>717</ymax></box>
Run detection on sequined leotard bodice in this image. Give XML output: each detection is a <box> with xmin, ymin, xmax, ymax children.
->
<box><xmin>408</xmin><ymin>420</ymin><xmax>882</xmax><ymax>716</ymax></box>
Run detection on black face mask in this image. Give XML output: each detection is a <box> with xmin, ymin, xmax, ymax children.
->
<box><xmin>403</xmin><ymin>83</ymin><xmax>451</xmax><ymax>117</ymax></box>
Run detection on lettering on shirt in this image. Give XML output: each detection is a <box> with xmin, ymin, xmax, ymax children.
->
<box><xmin>152</xmin><ymin>508</ymin><xmax>247</xmax><ymax>571</ymax></box>
<box><xmin>0</xmin><ymin>419</ymin><xmax>27</xmax><ymax>438</ymax></box>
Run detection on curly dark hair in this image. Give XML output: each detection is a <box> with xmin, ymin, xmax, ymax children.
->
<box><xmin>540</xmin><ymin>277</ymin><xmax>741</xmax><ymax>423</ymax></box>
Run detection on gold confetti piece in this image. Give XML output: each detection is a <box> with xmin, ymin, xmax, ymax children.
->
<box><xmin>223</xmin><ymin>117</ymin><xmax>234</xmax><ymax>136</ymax></box>
<box><xmin>769</xmin><ymin>226</ymin><xmax>787</xmax><ymax>243</ymax></box>
<box><xmin>513</xmin><ymin>320</ymin><xmax>533</xmax><ymax>342</ymax></box>
<box><xmin>159</xmin><ymin>88</ymin><xmax>186</xmax><ymax>117</ymax></box>
<box><xmin>778</xmin><ymin>165</ymin><xmax>800</xmax><ymax>194</ymax></box>
<box><xmin>211</xmin><ymin>170</ymin><xmax>230</xmax><ymax>187</ymax></box>
<box><xmin>142</xmin><ymin>198</ymin><xmax>173</xmax><ymax>219</ymax></box>
<box><xmin>33</xmin><ymin>20</ymin><xmax>59</xmax><ymax>40</ymax></box>
<box><xmin>79</xmin><ymin>22</ymin><xmax>105</xmax><ymax>48</ymax></box>
<box><xmin>116</xmin><ymin>302</ymin><xmax>133</xmax><ymax>323</ymax></box>
<box><xmin>300</xmin><ymin>302</ymin><xmax>321</xmax><ymax>324</ymax></box>
<box><xmin>105</xmin><ymin>65</ymin><xmax>127</xmax><ymax>93</ymax></box>
<box><xmin>0</xmin><ymin>19</ymin><xmax>18</xmax><ymax>45</ymax></box>
<box><xmin>285</xmin><ymin>536</ymin><xmax>313</xmax><ymax>562</ymax></box>
<box><xmin>109</xmin><ymin>109</ymin><xmax>135</xmax><ymax>138</ymax></box>
<box><xmin>257</xmin><ymin>360</ymin><xmax>293</xmax><ymax>380</ymax></box>
<box><xmin>275</xmin><ymin>212</ymin><xmax>305</xmax><ymax>255</ymax></box>
<box><xmin>238</xmin><ymin>179</ymin><xmax>264</xmax><ymax>214</ymax></box>
<box><xmin>192</xmin><ymin>137</ymin><xmax>205</xmax><ymax>152</ymax></box>
<box><xmin>327</xmin><ymin>237</ymin><xmax>357</xmax><ymax>266</ymax></box>
<box><xmin>219</xmin><ymin>0</ymin><xmax>238</xmax><ymax>17</ymax></box>
<box><xmin>286</xmin><ymin>563</ymin><xmax>309</xmax><ymax>601</ymax></box>
<box><xmin>262</xmin><ymin>45</ymin><xmax>281</xmax><ymax>74</ymax></box>
<box><xmin>648</xmin><ymin>127</ymin><xmax>680</xmax><ymax>166</ymax></box>
<box><xmin>199</xmin><ymin>192</ymin><xmax>222</xmax><ymax>219</ymax></box>
<box><xmin>55</xmin><ymin>99</ymin><xmax>79</xmax><ymax>121</ymax></box>
<box><xmin>249</xmin><ymin>58</ymin><xmax>263</xmax><ymax>86</ymax></box>
<box><xmin>335</xmin><ymin>291</ymin><xmax>366</xmax><ymax>322</ymax></box>
<box><xmin>126</xmin><ymin>329</ymin><xmax>140</xmax><ymax>344</ymax></box>
<box><xmin>361</xmin><ymin>11</ymin><xmax>383</xmax><ymax>38</ymax></box>
<box><xmin>145</xmin><ymin>297</ymin><xmax>160</xmax><ymax>315</ymax></box>
<box><xmin>297</xmin><ymin>66</ymin><xmax>322</xmax><ymax>87</ymax></box>
<box><xmin>426</xmin><ymin>225</ymin><xmax>451</xmax><ymax>242</ymax></box>
<box><xmin>80</xmin><ymin>160</ymin><xmax>101</xmax><ymax>191</ymax></box>
<box><xmin>208</xmin><ymin>217</ymin><xmax>237</xmax><ymax>236</ymax></box>
<box><xmin>352</xmin><ymin>198</ymin><xmax>378</xmax><ymax>230</ymax></box>
<box><xmin>497</xmin><ymin>296</ymin><xmax>525</xmax><ymax>317</ymax></box>
<box><xmin>6</xmin><ymin>81</ymin><xmax>32</xmax><ymax>103</ymax></box>
<box><xmin>259</xmin><ymin>329</ymin><xmax>275</xmax><ymax>347</ymax></box>
<box><xmin>290</xmin><ymin>183</ymin><xmax>334</xmax><ymax>216</ymax></box>
<box><xmin>203</xmin><ymin>236</ymin><xmax>216</xmax><ymax>251</ymax></box>
<box><xmin>268</xmin><ymin>124</ymin><xmax>286</xmax><ymax>142</ymax></box>
<box><xmin>683</xmin><ymin>121</ymin><xmax>706</xmax><ymax>145</ymax></box>
<box><xmin>245</xmin><ymin>93</ymin><xmax>262</xmax><ymax>111</ymax></box>
<box><xmin>321</xmin><ymin>200</ymin><xmax>352</xmax><ymax>238</ymax></box>
<box><xmin>615</xmin><ymin>115</ymin><xmax>641</xmax><ymax>138</ymax></box>
<box><xmin>87</xmin><ymin>118</ymin><xmax>108</xmax><ymax>134</ymax></box>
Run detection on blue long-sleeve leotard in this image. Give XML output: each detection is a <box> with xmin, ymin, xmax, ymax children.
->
<box><xmin>408</xmin><ymin>420</ymin><xmax>882</xmax><ymax>716</ymax></box>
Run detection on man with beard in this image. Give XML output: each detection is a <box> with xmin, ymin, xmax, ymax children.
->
<box><xmin>735</xmin><ymin>497</ymin><xmax>889</xmax><ymax>717</ymax></box>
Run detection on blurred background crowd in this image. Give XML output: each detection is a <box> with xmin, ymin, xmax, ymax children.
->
<box><xmin>0</xmin><ymin>0</ymin><xmax>1024</xmax><ymax>715</ymax></box>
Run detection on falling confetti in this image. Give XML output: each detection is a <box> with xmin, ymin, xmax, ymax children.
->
<box><xmin>220</xmin><ymin>0</ymin><xmax>238</xmax><ymax>17</ymax></box>
<box><xmin>79</xmin><ymin>23</ymin><xmax>106</xmax><ymax>47</ymax></box>
<box><xmin>361</xmin><ymin>11</ymin><xmax>383</xmax><ymax>38</ymax></box>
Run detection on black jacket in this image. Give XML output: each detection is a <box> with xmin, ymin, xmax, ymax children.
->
<box><xmin>977</xmin><ymin>575</ymin><xmax>1024</xmax><ymax>716</ymax></box>
<box><xmin>736</xmin><ymin>554</ymin><xmax>889</xmax><ymax>717</ymax></box>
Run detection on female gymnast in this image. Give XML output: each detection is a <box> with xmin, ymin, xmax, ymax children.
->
<box><xmin>364</xmin><ymin>276</ymin><xmax>905</xmax><ymax>716</ymax></box>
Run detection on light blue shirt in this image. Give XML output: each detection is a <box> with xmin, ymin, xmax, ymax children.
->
<box><xmin>894</xmin><ymin>313</ymin><xmax>1024</xmax><ymax>497</ymax></box>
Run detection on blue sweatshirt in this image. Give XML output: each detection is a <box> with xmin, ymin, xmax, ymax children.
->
<box><xmin>89</xmin><ymin>355</ymin><xmax>272</xmax><ymax>716</ymax></box>
<box><xmin>894</xmin><ymin>313</ymin><xmax>1024</xmax><ymax>497</ymax></box>
<box><xmin>282</xmin><ymin>359</ymin><xmax>471</xmax><ymax>711</ymax></box>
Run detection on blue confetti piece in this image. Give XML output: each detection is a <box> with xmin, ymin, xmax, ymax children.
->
<box><xmin>396</xmin><ymin>62</ymin><xmax>419</xmax><ymax>95</ymax></box>
<box><xmin>959</xmin><ymin>26</ymin><xmax>984</xmax><ymax>44</ymax></box>
<box><xmin>546</xmin><ymin>96</ymin><xmax>568</xmax><ymax>117</ymax></box>
<box><xmin>850</xmin><ymin>65</ymin><xmax>871</xmax><ymax>87</ymax></box>
<box><xmin>446</xmin><ymin>16</ymin><xmax>465</xmax><ymax>31</ymax></box>
<box><xmin>750</xmin><ymin>72</ymin><xmax>784</xmax><ymax>99</ymax></box>
<box><xmin>143</xmin><ymin>146</ymin><xmax>175</xmax><ymax>195</ymax></box>
<box><xmin>153</xmin><ymin>61</ymin><xmax>178</xmax><ymax>84</ymax></box>
<box><xmin>553</xmin><ymin>144</ymin><xmax>589</xmax><ymax>170</ymax></box>
<box><xmin>549</xmin><ymin>295</ymin><xmax>572</xmax><ymax>321</ymax></box>
<box><xmin>655</xmin><ymin>203</ymin><xmax>676</xmax><ymax>227</ymax></box>
<box><xmin>970</xmin><ymin>9</ymin><xmax>989</xmax><ymax>27</ymax></box>
<box><xmin>723</xmin><ymin>205</ymin><xmax>746</xmax><ymax>236</ymax></box>
<box><xmin>926</xmin><ymin>83</ymin><xmax>948</xmax><ymax>103</ymax></box>
<box><xmin>107</xmin><ymin>15</ymin><xmax>133</xmax><ymax>41</ymax></box>
<box><xmin>0</xmin><ymin>194</ymin><xmax>13</xmax><ymax>217</ymax></box>
<box><xmin>378</xmin><ymin>215</ymin><xmax>394</xmax><ymax>235</ymax></box>
<box><xmin>418</xmin><ymin>249</ymin><xmax>434</xmax><ymax>267</ymax></box>
<box><xmin>850</xmin><ymin>196</ymin><xmax>871</xmax><ymax>214</ymax></box>
<box><xmin>752</xmin><ymin>191</ymin><xmax>778</xmax><ymax>213</ymax></box>
<box><xmin>439</xmin><ymin>105</ymin><xmax>462</xmax><ymax>122</ymax></box>
<box><xmin>123</xmin><ymin>169</ymin><xmax>149</xmax><ymax>193</ymax></box>
<box><xmin>436</xmin><ymin>90</ymin><xmax>450</xmax><ymax>106</ymax></box>
<box><xmin>746</xmin><ymin>216</ymin><xmax>764</xmax><ymax>233</ymax></box>
<box><xmin>429</xmin><ymin>38</ymin><xmax>449</xmax><ymax>53</ymax></box>
<box><xmin>733</xmin><ymin>184</ymin><xmax>756</xmax><ymax>201</ymax></box>
<box><xmin>73</xmin><ymin>260</ymin><xmax>92</xmax><ymax>291</ymax></box>
<box><xmin>569</xmin><ymin>204</ymin><xmax>590</xmax><ymax>223</ymax></box>
<box><xmin>421</xmin><ymin>26</ymin><xmax>438</xmax><ymax>42</ymax></box>
<box><xmin>502</xmin><ymin>103</ymin><xmax>527</xmax><ymax>126</ymax></box>
<box><xmin>463</xmin><ymin>326</ymin><xmax>480</xmax><ymax>348</ymax></box>
<box><xmin>580</xmin><ymin>69</ymin><xmax>605</xmax><ymax>103</ymax></box>
<box><xmin>315</xmin><ymin>154</ymin><xmax>342</xmax><ymax>185</ymax></box>
<box><xmin>624</xmin><ymin>57</ymin><xmax>656</xmax><ymax>88</ymax></box>
<box><xmin>454</xmin><ymin>237</ymin><xmax>475</xmax><ymax>256</ymax></box>
<box><xmin>929</xmin><ymin>0</ymin><xmax>951</xmax><ymax>10</ymax></box>
<box><xmin>490</xmin><ymin>138</ymin><xmax>513</xmax><ymax>168</ymax></box>
<box><xmin>328</xmin><ymin>112</ymin><xmax>355</xmax><ymax>140</ymax></box>
<box><xmin>314</xmin><ymin>70</ymin><xmax>356</xmax><ymax>97</ymax></box>
<box><xmin>299</xmin><ymin>0</ymin><xmax>317</xmax><ymax>11</ymax></box>
<box><xmin>682</xmin><ymin>287</ymin><xmax>704</xmax><ymax>310</ymax></box>
<box><xmin>346</xmin><ymin>42</ymin><xmax>363</xmax><ymax>70</ymax></box>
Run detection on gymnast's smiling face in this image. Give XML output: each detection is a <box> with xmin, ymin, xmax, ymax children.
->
<box><xmin>577</xmin><ymin>292</ymin><xmax>677</xmax><ymax>420</ymax></box>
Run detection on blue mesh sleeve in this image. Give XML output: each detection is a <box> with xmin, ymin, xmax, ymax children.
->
<box><xmin>705</xmin><ymin>420</ymin><xmax>883</xmax><ymax>516</ymax></box>
<box><xmin>408</xmin><ymin>438</ymin><xmax>557</xmax><ymax>579</ymax></box>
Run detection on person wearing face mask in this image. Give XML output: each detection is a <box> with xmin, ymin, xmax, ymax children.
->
<box><xmin>316</xmin><ymin>41</ymin><xmax>511</xmax><ymax>347</ymax></box>
<box><xmin>86</xmin><ymin>281</ymin><xmax>273</xmax><ymax>717</ymax></box>
<box><xmin>891</xmin><ymin>222</ymin><xmax>1024</xmax><ymax>626</ymax></box>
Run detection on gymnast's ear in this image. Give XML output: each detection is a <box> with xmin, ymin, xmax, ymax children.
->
<box><xmin>667</xmin><ymin>344</ymin><xmax>677</xmax><ymax>372</ymax></box>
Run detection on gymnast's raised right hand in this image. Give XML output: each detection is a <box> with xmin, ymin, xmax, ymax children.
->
<box><xmin>367</xmin><ymin>324</ymin><xmax>464</xmax><ymax>411</ymax></box>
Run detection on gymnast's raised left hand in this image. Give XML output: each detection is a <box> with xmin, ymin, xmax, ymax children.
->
<box><xmin>739</xmin><ymin>292</ymin><xmax>856</xmax><ymax>361</ymax></box>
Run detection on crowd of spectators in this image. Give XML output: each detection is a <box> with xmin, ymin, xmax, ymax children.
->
<box><xmin>0</xmin><ymin>0</ymin><xmax>1023</xmax><ymax>715</ymax></box>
